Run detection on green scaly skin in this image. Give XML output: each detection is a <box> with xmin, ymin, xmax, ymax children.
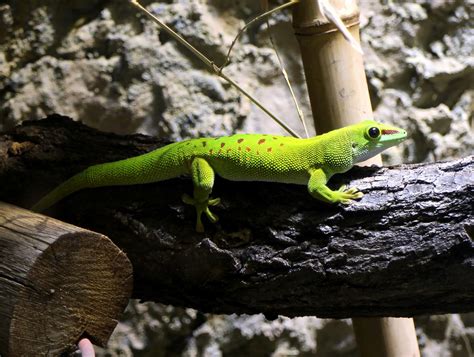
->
<box><xmin>32</xmin><ymin>120</ymin><xmax>407</xmax><ymax>232</ymax></box>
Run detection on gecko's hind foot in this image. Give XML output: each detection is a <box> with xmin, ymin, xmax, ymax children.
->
<box><xmin>336</xmin><ymin>185</ymin><xmax>364</xmax><ymax>204</ymax></box>
<box><xmin>182</xmin><ymin>194</ymin><xmax>221</xmax><ymax>232</ymax></box>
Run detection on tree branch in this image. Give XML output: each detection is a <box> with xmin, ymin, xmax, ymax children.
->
<box><xmin>1</xmin><ymin>114</ymin><xmax>473</xmax><ymax>318</ymax></box>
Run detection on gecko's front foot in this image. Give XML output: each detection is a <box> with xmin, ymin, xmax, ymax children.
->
<box><xmin>182</xmin><ymin>194</ymin><xmax>221</xmax><ymax>232</ymax></box>
<box><xmin>334</xmin><ymin>185</ymin><xmax>364</xmax><ymax>204</ymax></box>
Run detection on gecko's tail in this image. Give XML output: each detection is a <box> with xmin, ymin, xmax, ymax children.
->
<box><xmin>31</xmin><ymin>171</ymin><xmax>90</xmax><ymax>212</ymax></box>
<box><xmin>31</xmin><ymin>143</ymin><xmax>184</xmax><ymax>212</ymax></box>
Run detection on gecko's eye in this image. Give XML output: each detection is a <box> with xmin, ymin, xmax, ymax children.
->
<box><xmin>367</xmin><ymin>127</ymin><xmax>381</xmax><ymax>139</ymax></box>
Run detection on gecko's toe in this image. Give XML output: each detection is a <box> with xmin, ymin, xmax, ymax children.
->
<box><xmin>336</xmin><ymin>186</ymin><xmax>364</xmax><ymax>204</ymax></box>
<box><xmin>208</xmin><ymin>197</ymin><xmax>221</xmax><ymax>206</ymax></box>
<box><xmin>343</xmin><ymin>187</ymin><xmax>363</xmax><ymax>200</ymax></box>
<box><xmin>345</xmin><ymin>187</ymin><xmax>359</xmax><ymax>194</ymax></box>
<box><xmin>205</xmin><ymin>208</ymin><xmax>219</xmax><ymax>223</ymax></box>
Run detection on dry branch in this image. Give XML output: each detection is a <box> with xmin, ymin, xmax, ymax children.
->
<box><xmin>0</xmin><ymin>202</ymin><xmax>132</xmax><ymax>356</ymax></box>
<box><xmin>0</xmin><ymin>114</ymin><xmax>473</xmax><ymax>319</ymax></box>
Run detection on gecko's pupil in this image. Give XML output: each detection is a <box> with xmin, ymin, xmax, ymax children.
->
<box><xmin>368</xmin><ymin>127</ymin><xmax>380</xmax><ymax>138</ymax></box>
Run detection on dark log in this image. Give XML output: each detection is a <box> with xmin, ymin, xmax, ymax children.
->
<box><xmin>0</xmin><ymin>114</ymin><xmax>473</xmax><ymax>318</ymax></box>
<box><xmin>0</xmin><ymin>202</ymin><xmax>132</xmax><ymax>356</ymax></box>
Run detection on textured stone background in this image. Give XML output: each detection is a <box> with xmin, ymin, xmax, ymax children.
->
<box><xmin>1</xmin><ymin>0</ymin><xmax>473</xmax><ymax>356</ymax></box>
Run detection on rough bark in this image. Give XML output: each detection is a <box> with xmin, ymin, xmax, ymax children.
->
<box><xmin>0</xmin><ymin>114</ymin><xmax>473</xmax><ymax>319</ymax></box>
<box><xmin>0</xmin><ymin>202</ymin><xmax>132</xmax><ymax>356</ymax></box>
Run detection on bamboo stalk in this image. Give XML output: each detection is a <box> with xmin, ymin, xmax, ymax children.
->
<box><xmin>293</xmin><ymin>0</ymin><xmax>370</xmax><ymax>132</ymax></box>
<box><xmin>292</xmin><ymin>1</ymin><xmax>420</xmax><ymax>356</ymax></box>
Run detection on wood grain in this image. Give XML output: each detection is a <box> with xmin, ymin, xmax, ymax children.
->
<box><xmin>0</xmin><ymin>202</ymin><xmax>132</xmax><ymax>356</ymax></box>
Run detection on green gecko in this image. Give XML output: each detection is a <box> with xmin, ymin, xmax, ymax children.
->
<box><xmin>32</xmin><ymin>120</ymin><xmax>407</xmax><ymax>232</ymax></box>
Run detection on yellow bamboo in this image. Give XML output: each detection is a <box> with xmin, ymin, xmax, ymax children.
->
<box><xmin>293</xmin><ymin>1</ymin><xmax>420</xmax><ymax>356</ymax></box>
<box><xmin>293</xmin><ymin>0</ymin><xmax>366</xmax><ymax>130</ymax></box>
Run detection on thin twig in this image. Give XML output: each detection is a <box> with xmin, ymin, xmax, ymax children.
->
<box><xmin>262</xmin><ymin>3</ymin><xmax>309</xmax><ymax>138</ymax></box>
<box><xmin>129</xmin><ymin>0</ymin><xmax>300</xmax><ymax>138</ymax></box>
<box><xmin>219</xmin><ymin>0</ymin><xmax>299</xmax><ymax>72</ymax></box>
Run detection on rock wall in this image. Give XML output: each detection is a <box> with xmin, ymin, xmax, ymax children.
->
<box><xmin>1</xmin><ymin>0</ymin><xmax>473</xmax><ymax>356</ymax></box>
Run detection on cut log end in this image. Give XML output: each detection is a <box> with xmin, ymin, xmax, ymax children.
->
<box><xmin>0</xmin><ymin>203</ymin><xmax>133</xmax><ymax>356</ymax></box>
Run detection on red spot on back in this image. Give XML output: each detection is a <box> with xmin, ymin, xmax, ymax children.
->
<box><xmin>267</xmin><ymin>147</ymin><xmax>273</xmax><ymax>152</ymax></box>
<box><xmin>237</xmin><ymin>138</ymin><xmax>244</xmax><ymax>143</ymax></box>
<box><xmin>246</xmin><ymin>147</ymin><xmax>251</xmax><ymax>152</ymax></box>
<box><xmin>258</xmin><ymin>139</ymin><xmax>266</xmax><ymax>144</ymax></box>
<box><xmin>220</xmin><ymin>142</ymin><xmax>225</xmax><ymax>148</ymax></box>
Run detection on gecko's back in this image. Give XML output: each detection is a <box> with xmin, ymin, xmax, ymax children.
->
<box><xmin>172</xmin><ymin>133</ymin><xmax>326</xmax><ymax>184</ymax></box>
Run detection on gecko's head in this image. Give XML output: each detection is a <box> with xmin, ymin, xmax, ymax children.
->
<box><xmin>349</xmin><ymin>120</ymin><xmax>407</xmax><ymax>163</ymax></box>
